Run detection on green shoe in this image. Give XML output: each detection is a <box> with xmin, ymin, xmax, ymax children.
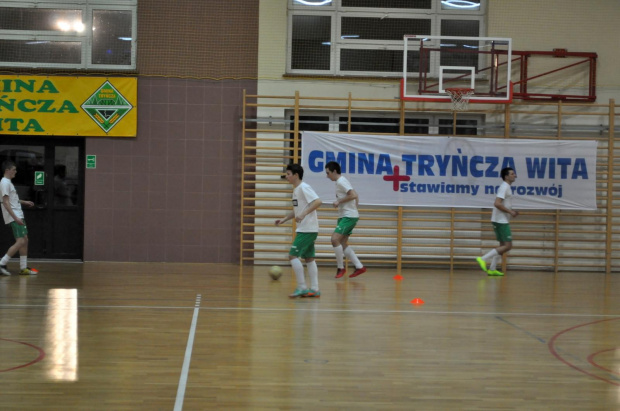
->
<box><xmin>305</xmin><ymin>289</ymin><xmax>321</xmax><ymax>298</ymax></box>
<box><xmin>475</xmin><ymin>257</ymin><xmax>488</xmax><ymax>273</ymax></box>
<box><xmin>289</xmin><ymin>288</ymin><xmax>309</xmax><ymax>298</ymax></box>
<box><xmin>487</xmin><ymin>270</ymin><xmax>504</xmax><ymax>276</ymax></box>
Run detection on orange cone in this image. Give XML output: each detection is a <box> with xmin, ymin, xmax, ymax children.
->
<box><xmin>411</xmin><ymin>298</ymin><xmax>425</xmax><ymax>305</ymax></box>
<box><xmin>393</xmin><ymin>274</ymin><xmax>403</xmax><ymax>280</ymax></box>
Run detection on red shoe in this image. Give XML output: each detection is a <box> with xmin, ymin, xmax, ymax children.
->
<box><xmin>349</xmin><ymin>267</ymin><xmax>366</xmax><ymax>278</ymax></box>
<box><xmin>335</xmin><ymin>268</ymin><xmax>346</xmax><ymax>279</ymax></box>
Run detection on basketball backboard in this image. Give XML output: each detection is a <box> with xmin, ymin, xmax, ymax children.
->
<box><xmin>401</xmin><ymin>35</ymin><xmax>513</xmax><ymax>104</ymax></box>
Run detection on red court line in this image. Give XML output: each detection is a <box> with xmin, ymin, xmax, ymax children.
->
<box><xmin>0</xmin><ymin>338</ymin><xmax>46</xmax><ymax>372</ymax></box>
<box><xmin>587</xmin><ymin>348</ymin><xmax>620</xmax><ymax>376</ymax></box>
<box><xmin>548</xmin><ymin>317</ymin><xmax>620</xmax><ymax>386</ymax></box>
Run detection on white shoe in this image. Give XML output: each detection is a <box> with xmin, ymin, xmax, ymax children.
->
<box><xmin>0</xmin><ymin>265</ymin><xmax>11</xmax><ymax>276</ymax></box>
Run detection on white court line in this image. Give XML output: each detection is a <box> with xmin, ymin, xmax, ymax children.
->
<box><xmin>174</xmin><ymin>294</ymin><xmax>201</xmax><ymax>411</ymax></box>
<box><xmin>1</xmin><ymin>303</ymin><xmax>619</xmax><ymax>318</ymax></box>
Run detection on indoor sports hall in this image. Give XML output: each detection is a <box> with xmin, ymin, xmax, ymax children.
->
<box><xmin>1</xmin><ymin>1</ymin><xmax>619</xmax><ymax>410</ymax></box>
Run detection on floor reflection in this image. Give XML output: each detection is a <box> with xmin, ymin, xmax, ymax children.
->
<box><xmin>44</xmin><ymin>289</ymin><xmax>78</xmax><ymax>381</ymax></box>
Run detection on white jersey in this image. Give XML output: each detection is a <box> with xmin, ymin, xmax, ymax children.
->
<box><xmin>293</xmin><ymin>182</ymin><xmax>320</xmax><ymax>232</ymax></box>
<box><xmin>491</xmin><ymin>181</ymin><xmax>513</xmax><ymax>224</ymax></box>
<box><xmin>335</xmin><ymin>176</ymin><xmax>359</xmax><ymax>218</ymax></box>
<box><xmin>0</xmin><ymin>177</ymin><xmax>23</xmax><ymax>224</ymax></box>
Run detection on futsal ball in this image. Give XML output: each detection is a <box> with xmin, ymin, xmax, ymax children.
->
<box><xmin>269</xmin><ymin>265</ymin><xmax>283</xmax><ymax>280</ymax></box>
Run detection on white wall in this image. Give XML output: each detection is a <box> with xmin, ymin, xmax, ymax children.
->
<box><xmin>488</xmin><ymin>0</ymin><xmax>620</xmax><ymax>103</ymax></box>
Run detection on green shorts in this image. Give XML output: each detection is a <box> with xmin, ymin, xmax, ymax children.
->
<box><xmin>9</xmin><ymin>219</ymin><xmax>28</xmax><ymax>239</ymax></box>
<box><xmin>334</xmin><ymin>217</ymin><xmax>359</xmax><ymax>237</ymax></box>
<box><xmin>492</xmin><ymin>222</ymin><xmax>512</xmax><ymax>243</ymax></box>
<box><xmin>289</xmin><ymin>232</ymin><xmax>318</xmax><ymax>259</ymax></box>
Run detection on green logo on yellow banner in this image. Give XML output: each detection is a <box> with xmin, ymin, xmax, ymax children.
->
<box><xmin>81</xmin><ymin>81</ymin><xmax>133</xmax><ymax>133</ymax></box>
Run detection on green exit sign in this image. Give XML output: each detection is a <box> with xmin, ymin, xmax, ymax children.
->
<box><xmin>34</xmin><ymin>171</ymin><xmax>45</xmax><ymax>186</ymax></box>
<box><xmin>86</xmin><ymin>155</ymin><xmax>96</xmax><ymax>169</ymax></box>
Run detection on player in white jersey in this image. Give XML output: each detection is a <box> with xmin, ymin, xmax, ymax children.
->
<box><xmin>325</xmin><ymin>161</ymin><xmax>366</xmax><ymax>279</ymax></box>
<box><xmin>476</xmin><ymin>167</ymin><xmax>519</xmax><ymax>276</ymax></box>
<box><xmin>275</xmin><ymin>164</ymin><xmax>322</xmax><ymax>298</ymax></box>
<box><xmin>0</xmin><ymin>161</ymin><xmax>37</xmax><ymax>276</ymax></box>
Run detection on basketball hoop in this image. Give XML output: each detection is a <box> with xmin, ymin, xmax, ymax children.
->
<box><xmin>445</xmin><ymin>88</ymin><xmax>474</xmax><ymax>111</ymax></box>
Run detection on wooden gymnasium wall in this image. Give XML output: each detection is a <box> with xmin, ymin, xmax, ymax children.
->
<box><xmin>240</xmin><ymin>92</ymin><xmax>619</xmax><ymax>274</ymax></box>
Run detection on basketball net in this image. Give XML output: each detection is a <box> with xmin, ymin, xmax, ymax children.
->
<box><xmin>445</xmin><ymin>88</ymin><xmax>474</xmax><ymax>111</ymax></box>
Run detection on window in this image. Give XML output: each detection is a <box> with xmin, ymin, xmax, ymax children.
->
<box><xmin>285</xmin><ymin>112</ymin><xmax>481</xmax><ymax>136</ymax></box>
<box><xmin>341</xmin><ymin>17</ymin><xmax>430</xmax><ymax>41</ymax></box>
<box><xmin>288</xmin><ymin>0</ymin><xmax>485</xmax><ymax>76</ymax></box>
<box><xmin>0</xmin><ymin>1</ymin><xmax>137</xmax><ymax>70</ymax></box>
<box><xmin>286</xmin><ymin>112</ymin><xmax>433</xmax><ymax>135</ymax></box>
<box><xmin>438</xmin><ymin>18</ymin><xmax>481</xmax><ymax>69</ymax></box>
<box><xmin>92</xmin><ymin>9</ymin><xmax>133</xmax><ymax>66</ymax></box>
<box><xmin>339</xmin><ymin>117</ymin><xmax>429</xmax><ymax>134</ymax></box>
<box><xmin>342</xmin><ymin>0</ymin><xmax>432</xmax><ymax>8</ymax></box>
<box><xmin>0</xmin><ymin>8</ymin><xmax>83</xmax><ymax>31</ymax></box>
<box><xmin>438</xmin><ymin>118</ymin><xmax>480</xmax><ymax>135</ymax></box>
<box><xmin>0</xmin><ymin>40</ymin><xmax>82</xmax><ymax>64</ymax></box>
<box><xmin>291</xmin><ymin>15</ymin><xmax>331</xmax><ymax>70</ymax></box>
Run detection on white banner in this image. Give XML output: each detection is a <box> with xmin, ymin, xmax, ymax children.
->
<box><xmin>301</xmin><ymin>132</ymin><xmax>597</xmax><ymax>210</ymax></box>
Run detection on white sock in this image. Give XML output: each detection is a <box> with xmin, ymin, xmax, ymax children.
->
<box><xmin>290</xmin><ymin>258</ymin><xmax>307</xmax><ymax>290</ymax></box>
<box><xmin>307</xmin><ymin>261</ymin><xmax>319</xmax><ymax>291</ymax></box>
<box><xmin>482</xmin><ymin>249</ymin><xmax>498</xmax><ymax>262</ymax></box>
<box><xmin>489</xmin><ymin>255</ymin><xmax>501</xmax><ymax>271</ymax></box>
<box><xmin>20</xmin><ymin>256</ymin><xmax>27</xmax><ymax>270</ymax></box>
<box><xmin>344</xmin><ymin>247</ymin><xmax>362</xmax><ymax>269</ymax></box>
<box><xmin>333</xmin><ymin>245</ymin><xmax>344</xmax><ymax>268</ymax></box>
<box><xmin>0</xmin><ymin>254</ymin><xmax>9</xmax><ymax>265</ymax></box>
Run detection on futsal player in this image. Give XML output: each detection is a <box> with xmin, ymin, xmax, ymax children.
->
<box><xmin>325</xmin><ymin>161</ymin><xmax>366</xmax><ymax>279</ymax></box>
<box><xmin>476</xmin><ymin>167</ymin><xmax>519</xmax><ymax>276</ymax></box>
<box><xmin>0</xmin><ymin>161</ymin><xmax>38</xmax><ymax>276</ymax></box>
<box><xmin>275</xmin><ymin>164</ymin><xmax>322</xmax><ymax>298</ymax></box>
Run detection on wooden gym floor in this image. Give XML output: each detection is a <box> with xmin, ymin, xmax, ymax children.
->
<box><xmin>1</xmin><ymin>262</ymin><xmax>619</xmax><ymax>410</ymax></box>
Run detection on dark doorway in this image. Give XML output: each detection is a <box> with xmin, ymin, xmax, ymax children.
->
<box><xmin>0</xmin><ymin>137</ymin><xmax>84</xmax><ymax>259</ymax></box>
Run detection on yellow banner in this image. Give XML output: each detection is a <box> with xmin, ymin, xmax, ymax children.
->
<box><xmin>0</xmin><ymin>75</ymin><xmax>137</xmax><ymax>137</ymax></box>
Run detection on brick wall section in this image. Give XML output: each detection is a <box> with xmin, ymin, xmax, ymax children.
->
<box><xmin>84</xmin><ymin>78</ymin><xmax>256</xmax><ymax>263</ymax></box>
<box><xmin>83</xmin><ymin>0</ymin><xmax>259</xmax><ymax>263</ymax></box>
<box><xmin>137</xmin><ymin>0</ymin><xmax>259</xmax><ymax>78</ymax></box>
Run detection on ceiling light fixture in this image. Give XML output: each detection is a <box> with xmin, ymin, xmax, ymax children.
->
<box><xmin>441</xmin><ymin>0</ymin><xmax>480</xmax><ymax>10</ymax></box>
<box><xmin>73</xmin><ymin>21</ymin><xmax>85</xmax><ymax>32</ymax></box>
<box><xmin>295</xmin><ymin>0</ymin><xmax>333</xmax><ymax>6</ymax></box>
<box><xmin>57</xmin><ymin>19</ymin><xmax>85</xmax><ymax>32</ymax></box>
